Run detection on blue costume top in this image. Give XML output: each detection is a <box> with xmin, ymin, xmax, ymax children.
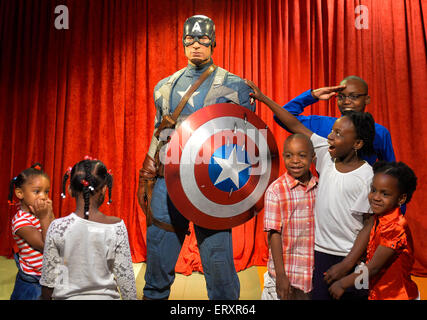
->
<box><xmin>153</xmin><ymin>59</ymin><xmax>254</xmax><ymax>128</ymax></box>
<box><xmin>274</xmin><ymin>90</ymin><xmax>396</xmax><ymax>165</ymax></box>
<box><xmin>147</xmin><ymin>59</ymin><xmax>254</xmax><ymax>160</ymax></box>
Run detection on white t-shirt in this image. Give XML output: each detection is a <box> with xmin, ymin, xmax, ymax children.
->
<box><xmin>311</xmin><ymin>133</ymin><xmax>373</xmax><ymax>256</ymax></box>
<box><xmin>40</xmin><ymin>213</ymin><xmax>137</xmax><ymax>300</ymax></box>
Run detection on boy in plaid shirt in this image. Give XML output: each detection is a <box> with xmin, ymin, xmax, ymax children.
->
<box><xmin>262</xmin><ymin>133</ymin><xmax>318</xmax><ymax>300</ymax></box>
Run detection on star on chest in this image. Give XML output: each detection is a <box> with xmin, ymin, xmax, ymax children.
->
<box><xmin>177</xmin><ymin>84</ymin><xmax>200</xmax><ymax>109</ymax></box>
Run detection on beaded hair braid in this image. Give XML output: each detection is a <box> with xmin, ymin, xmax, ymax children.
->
<box><xmin>62</xmin><ymin>159</ymin><xmax>113</xmax><ymax>219</ymax></box>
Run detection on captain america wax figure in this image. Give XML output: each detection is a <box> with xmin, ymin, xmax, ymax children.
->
<box><xmin>137</xmin><ymin>15</ymin><xmax>255</xmax><ymax>300</ymax></box>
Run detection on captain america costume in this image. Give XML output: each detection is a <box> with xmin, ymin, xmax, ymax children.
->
<box><xmin>152</xmin><ymin>60</ymin><xmax>253</xmax><ymax>130</ymax></box>
<box><xmin>143</xmin><ymin>18</ymin><xmax>254</xmax><ymax>299</ymax></box>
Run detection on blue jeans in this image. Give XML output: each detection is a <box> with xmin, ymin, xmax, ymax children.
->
<box><xmin>10</xmin><ymin>253</ymin><xmax>41</xmax><ymax>300</ymax></box>
<box><xmin>143</xmin><ymin>178</ymin><xmax>240</xmax><ymax>300</ymax></box>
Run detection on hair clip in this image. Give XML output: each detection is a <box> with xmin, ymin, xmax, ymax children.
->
<box><xmin>107</xmin><ymin>169</ymin><xmax>113</xmax><ymax>176</ymax></box>
<box><xmin>81</xmin><ymin>179</ymin><xmax>89</xmax><ymax>187</ymax></box>
<box><xmin>88</xmin><ymin>186</ymin><xmax>95</xmax><ymax>192</ymax></box>
<box><xmin>84</xmin><ymin>155</ymin><xmax>97</xmax><ymax>161</ymax></box>
<box><xmin>8</xmin><ymin>200</ymin><xmax>17</xmax><ymax>206</ymax></box>
<box><xmin>33</xmin><ymin>164</ymin><xmax>42</xmax><ymax>171</ymax></box>
<box><xmin>61</xmin><ymin>193</ymin><xmax>66</xmax><ymax>199</ymax></box>
<box><xmin>66</xmin><ymin>166</ymin><xmax>72</xmax><ymax>175</ymax></box>
<box><xmin>12</xmin><ymin>176</ymin><xmax>17</xmax><ymax>181</ymax></box>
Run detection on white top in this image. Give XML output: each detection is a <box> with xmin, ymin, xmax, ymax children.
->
<box><xmin>311</xmin><ymin>133</ymin><xmax>373</xmax><ymax>256</ymax></box>
<box><xmin>40</xmin><ymin>213</ymin><xmax>137</xmax><ymax>300</ymax></box>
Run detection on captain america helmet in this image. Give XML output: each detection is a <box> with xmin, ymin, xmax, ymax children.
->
<box><xmin>182</xmin><ymin>15</ymin><xmax>216</xmax><ymax>48</ymax></box>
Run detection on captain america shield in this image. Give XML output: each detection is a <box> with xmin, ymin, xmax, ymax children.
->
<box><xmin>164</xmin><ymin>103</ymin><xmax>279</xmax><ymax>229</ymax></box>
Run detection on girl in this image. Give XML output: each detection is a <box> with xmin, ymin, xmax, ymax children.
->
<box><xmin>9</xmin><ymin>163</ymin><xmax>55</xmax><ymax>300</ymax></box>
<box><xmin>329</xmin><ymin>161</ymin><xmax>419</xmax><ymax>300</ymax></box>
<box><xmin>246</xmin><ymin>80</ymin><xmax>376</xmax><ymax>299</ymax></box>
<box><xmin>40</xmin><ymin>158</ymin><xmax>137</xmax><ymax>300</ymax></box>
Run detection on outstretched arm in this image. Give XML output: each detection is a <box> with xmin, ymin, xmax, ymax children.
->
<box><xmin>245</xmin><ymin>80</ymin><xmax>313</xmax><ymax>138</ymax></box>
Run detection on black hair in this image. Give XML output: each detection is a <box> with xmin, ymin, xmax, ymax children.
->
<box><xmin>341</xmin><ymin>110</ymin><xmax>376</xmax><ymax>157</ymax></box>
<box><xmin>284</xmin><ymin>133</ymin><xmax>315</xmax><ymax>155</ymax></box>
<box><xmin>62</xmin><ymin>159</ymin><xmax>113</xmax><ymax>219</ymax></box>
<box><xmin>341</xmin><ymin>75</ymin><xmax>369</xmax><ymax>93</ymax></box>
<box><xmin>8</xmin><ymin>163</ymin><xmax>50</xmax><ymax>204</ymax></box>
<box><xmin>373</xmin><ymin>161</ymin><xmax>417</xmax><ymax>204</ymax></box>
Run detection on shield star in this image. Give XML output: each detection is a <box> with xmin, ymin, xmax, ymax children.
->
<box><xmin>212</xmin><ymin>145</ymin><xmax>251</xmax><ymax>188</ymax></box>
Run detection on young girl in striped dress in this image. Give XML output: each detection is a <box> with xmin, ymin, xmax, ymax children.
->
<box><xmin>9</xmin><ymin>163</ymin><xmax>55</xmax><ymax>300</ymax></box>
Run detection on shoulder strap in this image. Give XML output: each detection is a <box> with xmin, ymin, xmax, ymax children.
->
<box><xmin>154</xmin><ymin>63</ymin><xmax>217</xmax><ymax>137</ymax></box>
<box><xmin>171</xmin><ymin>64</ymin><xmax>217</xmax><ymax>121</ymax></box>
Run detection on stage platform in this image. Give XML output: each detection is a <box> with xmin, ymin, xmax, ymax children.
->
<box><xmin>1</xmin><ymin>256</ymin><xmax>425</xmax><ymax>300</ymax></box>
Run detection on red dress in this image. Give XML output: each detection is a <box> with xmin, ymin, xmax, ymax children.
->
<box><xmin>367</xmin><ymin>208</ymin><xmax>419</xmax><ymax>300</ymax></box>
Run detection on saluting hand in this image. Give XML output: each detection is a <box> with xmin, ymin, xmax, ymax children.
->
<box><xmin>311</xmin><ymin>84</ymin><xmax>346</xmax><ymax>100</ymax></box>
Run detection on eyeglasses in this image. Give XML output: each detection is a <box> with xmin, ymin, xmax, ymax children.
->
<box><xmin>336</xmin><ymin>94</ymin><xmax>368</xmax><ymax>101</ymax></box>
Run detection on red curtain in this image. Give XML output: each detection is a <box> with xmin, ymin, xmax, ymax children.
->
<box><xmin>1</xmin><ymin>0</ymin><xmax>426</xmax><ymax>276</ymax></box>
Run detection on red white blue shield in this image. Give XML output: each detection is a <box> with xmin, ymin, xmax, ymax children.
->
<box><xmin>164</xmin><ymin>103</ymin><xmax>279</xmax><ymax>229</ymax></box>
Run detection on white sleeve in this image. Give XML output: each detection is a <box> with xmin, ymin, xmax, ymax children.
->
<box><xmin>310</xmin><ymin>133</ymin><xmax>331</xmax><ymax>174</ymax></box>
<box><xmin>351</xmin><ymin>175</ymin><xmax>373</xmax><ymax>216</ymax></box>
<box><xmin>113</xmin><ymin>222</ymin><xmax>137</xmax><ymax>300</ymax></box>
<box><xmin>40</xmin><ymin>221</ymin><xmax>61</xmax><ymax>288</ymax></box>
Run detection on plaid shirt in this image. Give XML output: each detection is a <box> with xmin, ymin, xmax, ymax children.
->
<box><xmin>264</xmin><ymin>172</ymin><xmax>318</xmax><ymax>293</ymax></box>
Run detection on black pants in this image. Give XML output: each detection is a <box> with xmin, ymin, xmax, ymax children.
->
<box><xmin>312</xmin><ymin>250</ymin><xmax>368</xmax><ymax>300</ymax></box>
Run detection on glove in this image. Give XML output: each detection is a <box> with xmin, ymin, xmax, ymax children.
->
<box><xmin>137</xmin><ymin>154</ymin><xmax>157</xmax><ymax>217</ymax></box>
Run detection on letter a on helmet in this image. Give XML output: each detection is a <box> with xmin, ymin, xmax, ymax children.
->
<box><xmin>183</xmin><ymin>15</ymin><xmax>216</xmax><ymax>48</ymax></box>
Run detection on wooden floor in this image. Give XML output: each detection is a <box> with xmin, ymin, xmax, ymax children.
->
<box><xmin>133</xmin><ymin>261</ymin><xmax>265</xmax><ymax>300</ymax></box>
<box><xmin>0</xmin><ymin>256</ymin><xmax>264</xmax><ymax>300</ymax></box>
<box><xmin>1</xmin><ymin>256</ymin><xmax>426</xmax><ymax>300</ymax></box>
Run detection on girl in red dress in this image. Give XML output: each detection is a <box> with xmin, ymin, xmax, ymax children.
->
<box><xmin>329</xmin><ymin>161</ymin><xmax>419</xmax><ymax>300</ymax></box>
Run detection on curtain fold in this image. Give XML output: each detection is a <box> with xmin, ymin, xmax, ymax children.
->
<box><xmin>1</xmin><ymin>0</ymin><xmax>426</xmax><ymax>276</ymax></box>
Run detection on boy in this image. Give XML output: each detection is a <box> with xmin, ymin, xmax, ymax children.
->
<box><xmin>262</xmin><ymin>133</ymin><xmax>318</xmax><ymax>300</ymax></box>
<box><xmin>276</xmin><ymin>76</ymin><xmax>395</xmax><ymax>165</ymax></box>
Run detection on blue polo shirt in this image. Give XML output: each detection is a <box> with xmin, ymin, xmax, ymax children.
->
<box><xmin>274</xmin><ymin>90</ymin><xmax>396</xmax><ymax>165</ymax></box>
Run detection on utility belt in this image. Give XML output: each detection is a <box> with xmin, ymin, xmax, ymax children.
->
<box><xmin>157</xmin><ymin>163</ymin><xmax>165</xmax><ymax>178</ymax></box>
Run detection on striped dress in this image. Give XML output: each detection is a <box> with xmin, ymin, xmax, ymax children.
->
<box><xmin>11</xmin><ymin>210</ymin><xmax>43</xmax><ymax>276</ymax></box>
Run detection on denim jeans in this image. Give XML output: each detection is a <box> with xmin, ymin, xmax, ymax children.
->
<box><xmin>143</xmin><ymin>178</ymin><xmax>240</xmax><ymax>300</ymax></box>
<box><xmin>10</xmin><ymin>253</ymin><xmax>41</xmax><ymax>300</ymax></box>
